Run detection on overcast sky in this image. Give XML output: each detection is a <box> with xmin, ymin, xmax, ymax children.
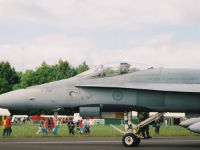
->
<box><xmin>0</xmin><ymin>0</ymin><xmax>200</xmax><ymax>71</ymax></box>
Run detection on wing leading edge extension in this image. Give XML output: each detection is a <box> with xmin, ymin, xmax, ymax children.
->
<box><xmin>76</xmin><ymin>83</ymin><xmax>200</xmax><ymax>93</ymax></box>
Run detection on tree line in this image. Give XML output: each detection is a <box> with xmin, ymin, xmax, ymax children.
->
<box><xmin>0</xmin><ymin>60</ymin><xmax>89</xmax><ymax>94</ymax></box>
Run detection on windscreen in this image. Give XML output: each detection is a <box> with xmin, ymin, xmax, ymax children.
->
<box><xmin>77</xmin><ymin>62</ymin><xmax>147</xmax><ymax>79</ymax></box>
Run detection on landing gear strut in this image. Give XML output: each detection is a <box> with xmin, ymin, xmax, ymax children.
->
<box><xmin>122</xmin><ymin>111</ymin><xmax>140</xmax><ymax>147</ymax></box>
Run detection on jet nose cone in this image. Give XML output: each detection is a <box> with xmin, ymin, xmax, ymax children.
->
<box><xmin>0</xmin><ymin>92</ymin><xmax>11</xmax><ymax>108</ymax></box>
<box><xmin>0</xmin><ymin>89</ymin><xmax>26</xmax><ymax>109</ymax></box>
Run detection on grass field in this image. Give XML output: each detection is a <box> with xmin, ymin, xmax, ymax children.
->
<box><xmin>0</xmin><ymin>123</ymin><xmax>199</xmax><ymax>138</ymax></box>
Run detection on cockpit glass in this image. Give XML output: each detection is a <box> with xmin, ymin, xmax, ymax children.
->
<box><xmin>77</xmin><ymin>62</ymin><xmax>152</xmax><ymax>79</ymax></box>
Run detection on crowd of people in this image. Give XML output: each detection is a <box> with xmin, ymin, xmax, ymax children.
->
<box><xmin>67</xmin><ymin>119</ymin><xmax>90</xmax><ymax>135</ymax></box>
<box><xmin>35</xmin><ymin>117</ymin><xmax>91</xmax><ymax>136</ymax></box>
<box><xmin>2</xmin><ymin>113</ymin><xmax>163</xmax><ymax>137</ymax></box>
<box><xmin>36</xmin><ymin>117</ymin><xmax>60</xmax><ymax>135</ymax></box>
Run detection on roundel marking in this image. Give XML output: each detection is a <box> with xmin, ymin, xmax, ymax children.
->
<box><xmin>112</xmin><ymin>90</ymin><xmax>124</xmax><ymax>101</ymax></box>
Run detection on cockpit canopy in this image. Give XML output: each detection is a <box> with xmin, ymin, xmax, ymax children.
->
<box><xmin>77</xmin><ymin>62</ymin><xmax>151</xmax><ymax>79</ymax></box>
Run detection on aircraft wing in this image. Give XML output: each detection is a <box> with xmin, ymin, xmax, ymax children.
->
<box><xmin>76</xmin><ymin>83</ymin><xmax>200</xmax><ymax>93</ymax></box>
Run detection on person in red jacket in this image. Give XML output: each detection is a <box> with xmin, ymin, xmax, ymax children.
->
<box><xmin>50</xmin><ymin>118</ymin><xmax>54</xmax><ymax>130</ymax></box>
<box><xmin>79</xmin><ymin>120</ymin><xmax>83</xmax><ymax>134</ymax></box>
<box><xmin>45</xmin><ymin>118</ymin><xmax>49</xmax><ymax>134</ymax></box>
<box><xmin>6</xmin><ymin>117</ymin><xmax>12</xmax><ymax>136</ymax></box>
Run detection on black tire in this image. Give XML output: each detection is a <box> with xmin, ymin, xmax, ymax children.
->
<box><xmin>135</xmin><ymin>137</ymin><xmax>141</xmax><ymax>147</ymax></box>
<box><xmin>122</xmin><ymin>133</ymin><xmax>140</xmax><ymax>147</ymax></box>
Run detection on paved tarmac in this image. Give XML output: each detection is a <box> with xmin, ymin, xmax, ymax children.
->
<box><xmin>0</xmin><ymin>136</ymin><xmax>200</xmax><ymax>150</ymax></box>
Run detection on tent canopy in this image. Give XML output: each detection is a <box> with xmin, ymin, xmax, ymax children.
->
<box><xmin>0</xmin><ymin>108</ymin><xmax>10</xmax><ymax>116</ymax></box>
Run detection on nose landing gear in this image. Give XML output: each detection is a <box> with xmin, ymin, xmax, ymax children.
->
<box><xmin>110</xmin><ymin>112</ymin><xmax>164</xmax><ymax>147</ymax></box>
<box><xmin>122</xmin><ymin>112</ymin><xmax>164</xmax><ymax>147</ymax></box>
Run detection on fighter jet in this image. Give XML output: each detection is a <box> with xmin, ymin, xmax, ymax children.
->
<box><xmin>0</xmin><ymin>62</ymin><xmax>200</xmax><ymax>147</ymax></box>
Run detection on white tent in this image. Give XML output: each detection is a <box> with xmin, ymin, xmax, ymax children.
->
<box><xmin>132</xmin><ymin>111</ymin><xmax>185</xmax><ymax>118</ymax></box>
<box><xmin>0</xmin><ymin>108</ymin><xmax>10</xmax><ymax>116</ymax></box>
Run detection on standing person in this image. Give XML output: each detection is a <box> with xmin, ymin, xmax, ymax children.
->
<box><xmin>67</xmin><ymin>119</ymin><xmax>75</xmax><ymax>135</ymax></box>
<box><xmin>3</xmin><ymin>117</ymin><xmax>7</xmax><ymax>136</ymax></box>
<box><xmin>79</xmin><ymin>120</ymin><xmax>83</xmax><ymax>134</ymax></box>
<box><xmin>42</xmin><ymin>120</ymin><xmax>48</xmax><ymax>134</ymax></box>
<box><xmin>137</xmin><ymin>112</ymin><xmax>151</xmax><ymax>139</ymax></box>
<box><xmin>53</xmin><ymin>119</ymin><xmax>60</xmax><ymax>135</ymax></box>
<box><xmin>143</xmin><ymin>112</ymin><xmax>151</xmax><ymax>139</ymax></box>
<box><xmin>6</xmin><ymin>117</ymin><xmax>12</xmax><ymax>136</ymax></box>
<box><xmin>82</xmin><ymin>119</ymin><xmax>87</xmax><ymax>133</ymax></box>
<box><xmin>137</xmin><ymin>112</ymin><xmax>146</xmax><ymax>138</ymax></box>
<box><xmin>36</xmin><ymin>120</ymin><xmax>47</xmax><ymax>135</ymax></box>
<box><xmin>50</xmin><ymin>118</ymin><xmax>54</xmax><ymax>131</ymax></box>
<box><xmin>36</xmin><ymin>120</ymin><xmax>43</xmax><ymax>135</ymax></box>
<box><xmin>76</xmin><ymin>120</ymin><xmax>80</xmax><ymax>133</ymax></box>
<box><xmin>155</xmin><ymin>119</ymin><xmax>161</xmax><ymax>134</ymax></box>
<box><xmin>85</xmin><ymin>119</ymin><xmax>90</xmax><ymax>134</ymax></box>
<box><xmin>45</xmin><ymin>118</ymin><xmax>49</xmax><ymax>134</ymax></box>
<box><xmin>47</xmin><ymin>118</ymin><xmax>51</xmax><ymax>134</ymax></box>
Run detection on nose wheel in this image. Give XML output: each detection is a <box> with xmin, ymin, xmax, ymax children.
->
<box><xmin>122</xmin><ymin>133</ymin><xmax>141</xmax><ymax>147</ymax></box>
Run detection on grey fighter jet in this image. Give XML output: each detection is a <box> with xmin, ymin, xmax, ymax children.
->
<box><xmin>1</xmin><ymin>63</ymin><xmax>200</xmax><ymax>146</ymax></box>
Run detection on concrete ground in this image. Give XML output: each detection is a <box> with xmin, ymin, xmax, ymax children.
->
<box><xmin>0</xmin><ymin>136</ymin><xmax>200</xmax><ymax>150</ymax></box>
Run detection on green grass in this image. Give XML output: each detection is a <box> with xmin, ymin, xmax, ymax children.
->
<box><xmin>149</xmin><ymin>125</ymin><xmax>198</xmax><ymax>136</ymax></box>
<box><xmin>0</xmin><ymin>123</ymin><xmax>198</xmax><ymax>138</ymax></box>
